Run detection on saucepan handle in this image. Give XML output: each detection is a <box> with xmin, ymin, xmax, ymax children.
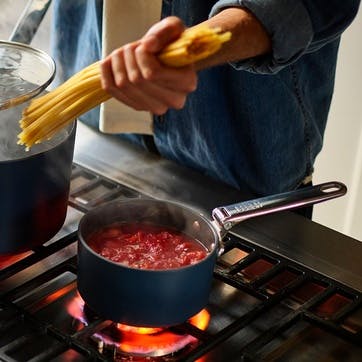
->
<box><xmin>212</xmin><ymin>181</ymin><xmax>347</xmax><ymax>234</ymax></box>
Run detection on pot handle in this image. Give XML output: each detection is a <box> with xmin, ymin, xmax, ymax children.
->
<box><xmin>212</xmin><ymin>181</ymin><xmax>347</xmax><ymax>233</ymax></box>
<box><xmin>10</xmin><ymin>0</ymin><xmax>52</xmax><ymax>44</ymax></box>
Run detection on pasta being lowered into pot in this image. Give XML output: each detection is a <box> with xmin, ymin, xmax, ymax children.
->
<box><xmin>17</xmin><ymin>25</ymin><xmax>231</xmax><ymax>150</ymax></box>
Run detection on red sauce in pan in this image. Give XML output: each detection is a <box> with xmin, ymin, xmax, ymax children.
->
<box><xmin>87</xmin><ymin>223</ymin><xmax>208</xmax><ymax>270</ymax></box>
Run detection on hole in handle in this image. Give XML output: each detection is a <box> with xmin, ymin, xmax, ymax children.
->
<box><xmin>320</xmin><ymin>182</ymin><xmax>346</xmax><ymax>194</ymax></box>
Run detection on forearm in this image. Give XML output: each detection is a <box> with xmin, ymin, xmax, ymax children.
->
<box><xmin>206</xmin><ymin>0</ymin><xmax>360</xmax><ymax>74</ymax></box>
<box><xmin>195</xmin><ymin>7</ymin><xmax>272</xmax><ymax>70</ymax></box>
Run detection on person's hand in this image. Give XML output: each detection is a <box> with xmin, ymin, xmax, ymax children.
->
<box><xmin>100</xmin><ymin>17</ymin><xmax>198</xmax><ymax>115</ymax></box>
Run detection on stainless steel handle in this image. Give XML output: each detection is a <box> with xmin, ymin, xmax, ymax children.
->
<box><xmin>9</xmin><ymin>0</ymin><xmax>52</xmax><ymax>44</ymax></box>
<box><xmin>212</xmin><ymin>181</ymin><xmax>347</xmax><ymax>232</ymax></box>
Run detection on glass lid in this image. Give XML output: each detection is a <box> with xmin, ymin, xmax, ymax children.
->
<box><xmin>0</xmin><ymin>40</ymin><xmax>55</xmax><ymax>110</ymax></box>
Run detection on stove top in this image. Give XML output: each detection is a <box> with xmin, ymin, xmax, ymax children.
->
<box><xmin>1</xmin><ymin>122</ymin><xmax>361</xmax><ymax>361</ymax></box>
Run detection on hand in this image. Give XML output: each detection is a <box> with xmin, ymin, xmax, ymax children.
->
<box><xmin>100</xmin><ymin>17</ymin><xmax>198</xmax><ymax>115</ymax></box>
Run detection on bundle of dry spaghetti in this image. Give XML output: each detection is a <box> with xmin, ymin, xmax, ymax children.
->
<box><xmin>17</xmin><ymin>25</ymin><xmax>231</xmax><ymax>149</ymax></box>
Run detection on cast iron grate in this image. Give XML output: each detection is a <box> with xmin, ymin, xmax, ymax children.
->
<box><xmin>0</xmin><ymin>163</ymin><xmax>361</xmax><ymax>361</ymax></box>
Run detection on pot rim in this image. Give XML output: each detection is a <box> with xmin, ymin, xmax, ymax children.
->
<box><xmin>0</xmin><ymin>40</ymin><xmax>56</xmax><ymax>111</ymax></box>
<box><xmin>0</xmin><ymin>119</ymin><xmax>76</xmax><ymax>164</ymax></box>
<box><xmin>77</xmin><ymin>198</ymin><xmax>220</xmax><ymax>272</ymax></box>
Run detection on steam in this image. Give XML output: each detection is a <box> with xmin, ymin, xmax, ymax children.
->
<box><xmin>0</xmin><ymin>101</ymin><xmax>69</xmax><ymax>161</ymax></box>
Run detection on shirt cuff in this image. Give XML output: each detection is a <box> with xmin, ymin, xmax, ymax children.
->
<box><xmin>209</xmin><ymin>0</ymin><xmax>314</xmax><ymax>74</ymax></box>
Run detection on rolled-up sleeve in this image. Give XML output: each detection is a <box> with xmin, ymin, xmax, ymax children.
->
<box><xmin>210</xmin><ymin>0</ymin><xmax>360</xmax><ymax>73</ymax></box>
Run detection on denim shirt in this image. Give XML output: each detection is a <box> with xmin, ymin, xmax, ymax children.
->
<box><xmin>51</xmin><ymin>0</ymin><xmax>360</xmax><ymax>195</ymax></box>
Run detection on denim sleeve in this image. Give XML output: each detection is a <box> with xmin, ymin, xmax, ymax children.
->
<box><xmin>210</xmin><ymin>0</ymin><xmax>360</xmax><ymax>74</ymax></box>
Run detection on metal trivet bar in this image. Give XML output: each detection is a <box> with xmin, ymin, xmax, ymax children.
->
<box><xmin>0</xmin><ymin>231</ymin><xmax>77</xmax><ymax>283</ymax></box>
<box><xmin>0</xmin><ymin>257</ymin><xmax>110</xmax><ymax>362</ymax></box>
<box><xmin>183</xmin><ymin>234</ymin><xmax>362</xmax><ymax>361</ymax></box>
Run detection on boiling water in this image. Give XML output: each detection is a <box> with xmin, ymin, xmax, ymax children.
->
<box><xmin>0</xmin><ymin>102</ymin><xmax>71</xmax><ymax>161</ymax></box>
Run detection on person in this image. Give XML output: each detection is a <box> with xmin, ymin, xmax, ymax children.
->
<box><xmin>51</xmin><ymin>0</ymin><xmax>360</xmax><ymax>218</ymax></box>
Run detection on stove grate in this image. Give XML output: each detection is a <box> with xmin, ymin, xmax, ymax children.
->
<box><xmin>1</xmin><ymin>163</ymin><xmax>361</xmax><ymax>361</ymax></box>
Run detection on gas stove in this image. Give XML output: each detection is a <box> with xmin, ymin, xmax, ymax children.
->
<box><xmin>1</xmin><ymin>122</ymin><xmax>361</xmax><ymax>361</ymax></box>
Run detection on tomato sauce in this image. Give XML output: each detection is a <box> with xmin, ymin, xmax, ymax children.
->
<box><xmin>87</xmin><ymin>222</ymin><xmax>208</xmax><ymax>270</ymax></box>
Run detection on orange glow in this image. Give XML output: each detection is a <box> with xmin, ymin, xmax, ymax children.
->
<box><xmin>117</xmin><ymin>324</ymin><xmax>163</xmax><ymax>335</ymax></box>
<box><xmin>117</xmin><ymin>309</ymin><xmax>210</xmax><ymax>355</ymax></box>
<box><xmin>44</xmin><ymin>283</ymin><xmax>76</xmax><ymax>305</ymax></box>
<box><xmin>67</xmin><ymin>292</ymin><xmax>211</xmax><ymax>357</ymax></box>
<box><xmin>0</xmin><ymin>251</ymin><xmax>32</xmax><ymax>269</ymax></box>
<box><xmin>66</xmin><ymin>290</ymin><xmax>87</xmax><ymax>324</ymax></box>
<box><xmin>119</xmin><ymin>331</ymin><xmax>196</xmax><ymax>354</ymax></box>
<box><xmin>116</xmin><ymin>308</ymin><xmax>210</xmax><ymax>336</ymax></box>
<box><xmin>189</xmin><ymin>308</ymin><xmax>210</xmax><ymax>330</ymax></box>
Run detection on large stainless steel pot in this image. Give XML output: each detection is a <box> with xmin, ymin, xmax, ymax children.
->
<box><xmin>0</xmin><ymin>102</ymin><xmax>76</xmax><ymax>254</ymax></box>
<box><xmin>0</xmin><ymin>1</ymin><xmax>76</xmax><ymax>254</ymax></box>
<box><xmin>77</xmin><ymin>181</ymin><xmax>347</xmax><ymax>327</ymax></box>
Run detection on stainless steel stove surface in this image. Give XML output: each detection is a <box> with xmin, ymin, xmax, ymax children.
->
<box><xmin>1</xmin><ymin>123</ymin><xmax>361</xmax><ymax>361</ymax></box>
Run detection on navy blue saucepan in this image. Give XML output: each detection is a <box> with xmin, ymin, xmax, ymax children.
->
<box><xmin>77</xmin><ymin>181</ymin><xmax>346</xmax><ymax>327</ymax></box>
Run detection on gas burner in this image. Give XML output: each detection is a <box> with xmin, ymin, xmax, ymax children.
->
<box><xmin>67</xmin><ymin>293</ymin><xmax>210</xmax><ymax>357</ymax></box>
<box><xmin>1</xmin><ymin>161</ymin><xmax>361</xmax><ymax>361</ymax></box>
